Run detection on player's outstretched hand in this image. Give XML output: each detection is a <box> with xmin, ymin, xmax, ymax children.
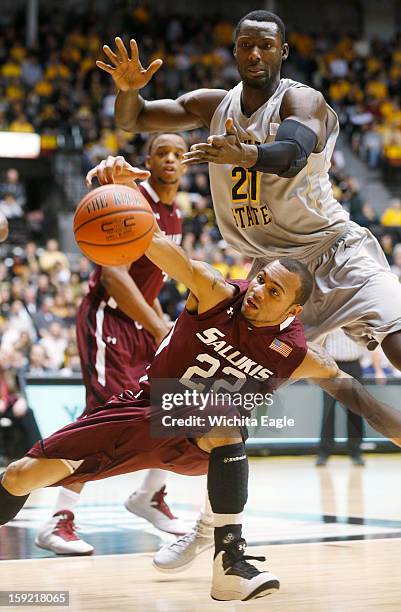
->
<box><xmin>86</xmin><ymin>155</ymin><xmax>150</xmax><ymax>188</ymax></box>
<box><xmin>96</xmin><ymin>37</ymin><xmax>163</xmax><ymax>92</ymax></box>
<box><xmin>183</xmin><ymin>118</ymin><xmax>258</xmax><ymax>167</ymax></box>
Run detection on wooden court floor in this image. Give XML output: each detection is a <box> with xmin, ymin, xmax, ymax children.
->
<box><xmin>1</xmin><ymin>455</ymin><xmax>401</xmax><ymax>611</ymax></box>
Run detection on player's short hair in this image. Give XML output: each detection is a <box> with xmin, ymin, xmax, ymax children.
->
<box><xmin>278</xmin><ymin>257</ymin><xmax>313</xmax><ymax>305</ymax></box>
<box><xmin>147</xmin><ymin>133</ymin><xmax>187</xmax><ymax>155</ymax></box>
<box><xmin>234</xmin><ymin>11</ymin><xmax>286</xmax><ymax>44</ymax></box>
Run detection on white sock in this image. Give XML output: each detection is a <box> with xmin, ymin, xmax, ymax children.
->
<box><xmin>200</xmin><ymin>492</ymin><xmax>214</xmax><ymax>525</ymax></box>
<box><xmin>213</xmin><ymin>512</ymin><xmax>243</xmax><ymax>527</ymax></box>
<box><xmin>53</xmin><ymin>487</ymin><xmax>81</xmax><ymax>515</ymax></box>
<box><xmin>138</xmin><ymin>469</ymin><xmax>167</xmax><ymax>495</ymax></box>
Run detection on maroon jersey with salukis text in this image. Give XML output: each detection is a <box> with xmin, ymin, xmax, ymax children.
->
<box><xmin>140</xmin><ymin>280</ymin><xmax>307</xmax><ymax>396</ymax></box>
<box><xmin>26</xmin><ymin>280</ymin><xmax>307</xmax><ymax>484</ymax></box>
<box><xmin>88</xmin><ymin>181</ymin><xmax>182</xmax><ymax>310</ymax></box>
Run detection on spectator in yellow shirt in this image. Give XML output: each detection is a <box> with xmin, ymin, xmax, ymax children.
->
<box><xmin>226</xmin><ymin>251</ymin><xmax>250</xmax><ymax>280</ymax></box>
<box><xmin>211</xmin><ymin>251</ymin><xmax>230</xmax><ymax>278</ymax></box>
<box><xmin>381</xmin><ymin>198</ymin><xmax>401</xmax><ymax>226</ymax></box>
<box><xmin>9</xmin><ymin>113</ymin><xmax>34</xmax><ymax>133</ymax></box>
<box><xmin>366</xmin><ymin>78</ymin><xmax>388</xmax><ymax>101</ymax></box>
<box><xmin>39</xmin><ymin>239</ymin><xmax>70</xmax><ymax>273</ymax></box>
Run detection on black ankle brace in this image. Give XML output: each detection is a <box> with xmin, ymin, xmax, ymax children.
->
<box><xmin>207</xmin><ymin>443</ymin><xmax>248</xmax><ymax>514</ymax></box>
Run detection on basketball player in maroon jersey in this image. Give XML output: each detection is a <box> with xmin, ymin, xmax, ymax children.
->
<box><xmin>1</xmin><ymin>166</ymin><xmax>401</xmax><ymax>601</ymax></box>
<box><xmin>35</xmin><ymin>135</ymin><xmax>187</xmax><ymax>556</ymax></box>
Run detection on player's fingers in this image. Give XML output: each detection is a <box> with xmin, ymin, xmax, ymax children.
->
<box><xmin>97</xmin><ymin>160</ymin><xmax>108</xmax><ymax>185</ymax></box>
<box><xmin>102</xmin><ymin>45</ymin><xmax>119</xmax><ymax>65</ymax></box>
<box><xmin>122</xmin><ymin>160</ymin><xmax>145</xmax><ymax>175</ymax></box>
<box><xmin>114</xmin><ymin>156</ymin><xmax>125</xmax><ymax>175</ymax></box>
<box><xmin>225</xmin><ymin>117</ymin><xmax>235</xmax><ymax>134</ymax></box>
<box><xmin>188</xmin><ymin>143</ymin><xmax>221</xmax><ymax>156</ymax></box>
<box><xmin>182</xmin><ymin>156</ymin><xmax>207</xmax><ymax>166</ymax></box>
<box><xmin>129</xmin><ymin>168</ymin><xmax>151</xmax><ymax>180</ymax></box>
<box><xmin>145</xmin><ymin>59</ymin><xmax>163</xmax><ymax>79</ymax></box>
<box><xmin>183</xmin><ymin>151</ymin><xmax>215</xmax><ymax>164</ymax></box>
<box><xmin>86</xmin><ymin>162</ymin><xmax>110</xmax><ymax>186</ymax></box>
<box><xmin>189</xmin><ymin>142</ymin><xmax>209</xmax><ymax>152</ymax></box>
<box><xmin>225</xmin><ymin>117</ymin><xmax>241</xmax><ymax>143</ymax></box>
<box><xmin>104</xmin><ymin>156</ymin><xmax>117</xmax><ymax>184</ymax></box>
<box><xmin>115</xmin><ymin>37</ymin><xmax>129</xmax><ymax>63</ymax></box>
<box><xmin>95</xmin><ymin>61</ymin><xmax>115</xmax><ymax>74</ymax></box>
<box><xmin>207</xmin><ymin>135</ymin><xmax>226</xmax><ymax>148</ymax></box>
<box><xmin>85</xmin><ymin>167</ymin><xmax>97</xmax><ymax>187</ymax></box>
<box><xmin>194</xmin><ymin>146</ymin><xmax>222</xmax><ymax>158</ymax></box>
<box><xmin>130</xmin><ymin>39</ymin><xmax>139</xmax><ymax>62</ymax></box>
<box><xmin>117</xmin><ymin>159</ymin><xmax>150</xmax><ymax>183</ymax></box>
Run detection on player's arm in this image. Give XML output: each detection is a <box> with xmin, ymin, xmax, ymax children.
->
<box><xmin>291</xmin><ymin>343</ymin><xmax>401</xmax><ymax>447</ymax></box>
<box><xmin>183</xmin><ymin>88</ymin><xmax>326</xmax><ymax>177</ymax></box>
<box><xmin>145</xmin><ymin>228</ymin><xmax>235</xmax><ymax>312</ymax></box>
<box><xmin>100</xmin><ymin>266</ymin><xmax>170</xmax><ymax>345</ymax></box>
<box><xmin>152</xmin><ymin>297</ymin><xmax>164</xmax><ymax>320</ymax></box>
<box><xmin>117</xmin><ymin>88</ymin><xmax>227</xmax><ymax>133</ymax></box>
<box><xmin>96</xmin><ymin>37</ymin><xmax>226</xmax><ymax>132</ymax></box>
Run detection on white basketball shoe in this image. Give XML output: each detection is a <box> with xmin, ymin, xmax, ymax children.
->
<box><xmin>153</xmin><ymin>516</ymin><xmax>214</xmax><ymax>572</ymax></box>
<box><xmin>35</xmin><ymin>510</ymin><xmax>94</xmax><ymax>555</ymax></box>
<box><xmin>124</xmin><ymin>485</ymin><xmax>187</xmax><ymax>535</ymax></box>
<box><xmin>211</xmin><ymin>537</ymin><xmax>280</xmax><ymax>601</ymax></box>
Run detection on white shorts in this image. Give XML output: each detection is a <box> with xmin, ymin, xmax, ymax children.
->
<box><xmin>250</xmin><ymin>222</ymin><xmax>401</xmax><ymax>347</ymax></box>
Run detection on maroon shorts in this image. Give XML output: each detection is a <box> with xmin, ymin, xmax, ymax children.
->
<box><xmin>76</xmin><ymin>295</ymin><xmax>157</xmax><ymax>411</ymax></box>
<box><xmin>27</xmin><ymin>391</ymin><xmax>209</xmax><ymax>486</ymax></box>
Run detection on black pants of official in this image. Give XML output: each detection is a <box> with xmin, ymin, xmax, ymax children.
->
<box><xmin>0</xmin><ymin>406</ymin><xmax>41</xmax><ymax>458</ymax></box>
<box><xmin>319</xmin><ymin>360</ymin><xmax>364</xmax><ymax>456</ymax></box>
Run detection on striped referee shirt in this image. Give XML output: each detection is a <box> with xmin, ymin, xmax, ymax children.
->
<box><xmin>324</xmin><ymin>328</ymin><xmax>364</xmax><ymax>362</ymax></box>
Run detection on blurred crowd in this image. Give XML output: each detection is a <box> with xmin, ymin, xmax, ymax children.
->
<box><xmin>1</xmin><ymin>5</ymin><xmax>401</xmax><ymax>387</ymax></box>
<box><xmin>2</xmin><ymin>6</ymin><xmax>401</xmax><ymax>166</ymax></box>
<box><xmin>0</xmin><ymin>238</ymin><xmax>90</xmax><ymax>376</ymax></box>
<box><xmin>0</xmin><ymin>5</ymin><xmax>239</xmax><ymax>166</ymax></box>
<box><xmin>288</xmin><ymin>32</ymin><xmax>401</xmax><ymax>168</ymax></box>
<box><xmin>2</xmin><ymin>5</ymin><xmax>401</xmax><ymax>167</ymax></box>
<box><xmin>0</xmin><ymin>236</ymin><xmax>91</xmax><ymax>459</ymax></box>
<box><xmin>329</xmin><ymin>153</ymin><xmax>401</xmax><ymax>278</ymax></box>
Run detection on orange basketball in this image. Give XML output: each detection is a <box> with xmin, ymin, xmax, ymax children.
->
<box><xmin>73</xmin><ymin>184</ymin><xmax>155</xmax><ymax>266</ymax></box>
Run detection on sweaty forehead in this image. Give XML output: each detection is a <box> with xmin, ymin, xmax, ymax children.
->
<box><xmin>151</xmin><ymin>135</ymin><xmax>187</xmax><ymax>153</ymax></box>
<box><xmin>237</xmin><ymin>20</ymin><xmax>281</xmax><ymax>40</ymax></box>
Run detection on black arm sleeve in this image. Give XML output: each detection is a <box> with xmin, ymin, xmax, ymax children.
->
<box><xmin>250</xmin><ymin>119</ymin><xmax>318</xmax><ymax>178</ymax></box>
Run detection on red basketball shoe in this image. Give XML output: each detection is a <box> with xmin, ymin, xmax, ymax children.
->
<box><xmin>124</xmin><ymin>485</ymin><xmax>187</xmax><ymax>535</ymax></box>
<box><xmin>35</xmin><ymin>510</ymin><xmax>94</xmax><ymax>555</ymax></box>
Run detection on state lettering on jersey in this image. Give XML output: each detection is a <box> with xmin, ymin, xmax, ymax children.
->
<box><xmin>230</xmin><ymin>138</ymin><xmax>272</xmax><ymax>231</ymax></box>
<box><xmin>231</xmin><ymin>204</ymin><xmax>272</xmax><ymax>230</ymax></box>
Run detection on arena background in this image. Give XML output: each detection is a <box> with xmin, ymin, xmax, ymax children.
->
<box><xmin>1</xmin><ymin>0</ymin><xmax>401</xmax><ymax>462</ymax></box>
<box><xmin>1</xmin><ymin>4</ymin><xmax>401</xmax><ymax>612</ymax></box>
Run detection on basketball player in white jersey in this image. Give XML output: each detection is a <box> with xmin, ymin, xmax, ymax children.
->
<box><xmin>97</xmin><ymin>10</ymin><xmax>401</xmax><ymax>570</ymax></box>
